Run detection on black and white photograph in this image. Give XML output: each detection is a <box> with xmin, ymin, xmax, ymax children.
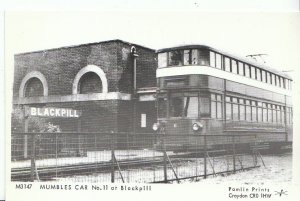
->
<box><xmin>3</xmin><ymin>1</ymin><xmax>300</xmax><ymax>201</ymax></box>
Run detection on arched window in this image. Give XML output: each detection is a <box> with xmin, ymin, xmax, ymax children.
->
<box><xmin>78</xmin><ymin>72</ymin><xmax>102</xmax><ymax>94</ymax></box>
<box><xmin>19</xmin><ymin>71</ymin><xmax>48</xmax><ymax>98</ymax></box>
<box><xmin>72</xmin><ymin>65</ymin><xmax>108</xmax><ymax>95</ymax></box>
<box><xmin>24</xmin><ymin>77</ymin><xmax>44</xmax><ymax>97</ymax></box>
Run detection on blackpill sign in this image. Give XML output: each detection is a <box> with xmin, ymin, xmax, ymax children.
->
<box><xmin>27</xmin><ymin>107</ymin><xmax>81</xmax><ymax>118</ymax></box>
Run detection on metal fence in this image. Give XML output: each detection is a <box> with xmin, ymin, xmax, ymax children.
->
<box><xmin>11</xmin><ymin>132</ymin><xmax>263</xmax><ymax>183</ymax></box>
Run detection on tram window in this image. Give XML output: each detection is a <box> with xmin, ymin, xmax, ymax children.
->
<box><xmin>224</xmin><ymin>57</ymin><xmax>231</xmax><ymax>72</ymax></box>
<box><xmin>261</xmin><ymin>70</ymin><xmax>266</xmax><ymax>83</ymax></box>
<box><xmin>275</xmin><ymin>75</ymin><xmax>279</xmax><ymax>87</ymax></box>
<box><xmin>272</xmin><ymin>105</ymin><xmax>277</xmax><ymax>123</ymax></box>
<box><xmin>281</xmin><ymin>106</ymin><xmax>285</xmax><ymax>124</ymax></box>
<box><xmin>226</xmin><ymin>96</ymin><xmax>232</xmax><ymax>120</ymax></box>
<box><xmin>168</xmin><ymin>50</ymin><xmax>183</xmax><ymax>66</ymax></box>
<box><xmin>286</xmin><ymin>107</ymin><xmax>290</xmax><ymax>124</ymax></box>
<box><xmin>263</xmin><ymin>103</ymin><xmax>267</xmax><ymax>122</ymax></box>
<box><xmin>245</xmin><ymin>64</ymin><xmax>250</xmax><ymax>78</ymax></box>
<box><xmin>232</xmin><ymin>97</ymin><xmax>238</xmax><ymax>121</ymax></box>
<box><xmin>256</xmin><ymin>68</ymin><xmax>261</xmax><ymax>81</ymax></box>
<box><xmin>280</xmin><ymin>77</ymin><xmax>283</xmax><ymax>88</ymax></box>
<box><xmin>238</xmin><ymin>62</ymin><xmax>244</xmax><ymax>76</ymax></box>
<box><xmin>184</xmin><ymin>50</ymin><xmax>191</xmax><ymax>65</ymax></box>
<box><xmin>210</xmin><ymin>51</ymin><xmax>216</xmax><ymax>67</ymax></box>
<box><xmin>200</xmin><ymin>97</ymin><xmax>210</xmax><ymax>116</ymax></box>
<box><xmin>271</xmin><ymin>74</ymin><xmax>275</xmax><ymax>85</ymax></box>
<box><xmin>245</xmin><ymin>100</ymin><xmax>251</xmax><ymax>122</ymax></box>
<box><xmin>169</xmin><ymin>95</ymin><xmax>198</xmax><ymax>118</ymax></box>
<box><xmin>191</xmin><ymin>49</ymin><xmax>199</xmax><ymax>65</ymax></box>
<box><xmin>266</xmin><ymin>72</ymin><xmax>270</xmax><ymax>84</ymax></box>
<box><xmin>231</xmin><ymin>60</ymin><xmax>238</xmax><ymax>74</ymax></box>
<box><xmin>216</xmin><ymin>53</ymin><xmax>222</xmax><ymax>69</ymax></box>
<box><xmin>250</xmin><ymin>66</ymin><xmax>256</xmax><ymax>79</ymax></box>
<box><xmin>211</xmin><ymin>94</ymin><xmax>217</xmax><ymax>119</ymax></box>
<box><xmin>199</xmin><ymin>49</ymin><xmax>210</xmax><ymax>66</ymax></box>
<box><xmin>257</xmin><ymin>102</ymin><xmax>262</xmax><ymax>122</ymax></box>
<box><xmin>239</xmin><ymin>99</ymin><xmax>245</xmax><ymax>121</ymax></box>
<box><xmin>216</xmin><ymin>95</ymin><xmax>222</xmax><ymax>119</ymax></box>
<box><xmin>251</xmin><ymin>101</ymin><xmax>257</xmax><ymax>122</ymax></box>
<box><xmin>267</xmin><ymin>104</ymin><xmax>273</xmax><ymax>123</ymax></box>
<box><xmin>283</xmin><ymin>79</ymin><xmax>286</xmax><ymax>89</ymax></box>
<box><xmin>158</xmin><ymin>52</ymin><xmax>168</xmax><ymax>68</ymax></box>
<box><xmin>276</xmin><ymin>105</ymin><xmax>281</xmax><ymax>123</ymax></box>
<box><xmin>158</xmin><ymin>97</ymin><xmax>167</xmax><ymax>118</ymax></box>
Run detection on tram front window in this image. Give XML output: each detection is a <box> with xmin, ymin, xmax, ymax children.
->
<box><xmin>158</xmin><ymin>97</ymin><xmax>167</xmax><ymax>118</ymax></box>
<box><xmin>169</xmin><ymin>96</ymin><xmax>198</xmax><ymax>118</ymax></box>
<box><xmin>169</xmin><ymin>50</ymin><xmax>183</xmax><ymax>66</ymax></box>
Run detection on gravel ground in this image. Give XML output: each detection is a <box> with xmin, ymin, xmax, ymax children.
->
<box><xmin>198</xmin><ymin>153</ymin><xmax>292</xmax><ymax>184</ymax></box>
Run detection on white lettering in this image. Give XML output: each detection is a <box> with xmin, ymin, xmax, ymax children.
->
<box><xmin>37</xmin><ymin>108</ymin><xmax>43</xmax><ymax>116</ymax></box>
<box><xmin>74</xmin><ymin>110</ymin><xmax>79</xmax><ymax>117</ymax></box>
<box><xmin>31</xmin><ymin>107</ymin><xmax>37</xmax><ymax>116</ymax></box>
<box><xmin>44</xmin><ymin>108</ymin><xmax>49</xmax><ymax>116</ymax></box>
<box><xmin>69</xmin><ymin>110</ymin><xmax>73</xmax><ymax>117</ymax></box>
<box><xmin>61</xmin><ymin>109</ymin><xmax>66</xmax><ymax>117</ymax></box>
<box><xmin>50</xmin><ymin>108</ymin><xmax>55</xmax><ymax>116</ymax></box>
<box><xmin>55</xmin><ymin>109</ymin><xmax>61</xmax><ymax>117</ymax></box>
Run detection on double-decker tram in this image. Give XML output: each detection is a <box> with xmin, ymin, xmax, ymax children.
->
<box><xmin>153</xmin><ymin>45</ymin><xmax>293</xmax><ymax>152</ymax></box>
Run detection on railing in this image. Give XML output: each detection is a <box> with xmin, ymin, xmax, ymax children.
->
<box><xmin>11</xmin><ymin>132</ymin><xmax>264</xmax><ymax>183</ymax></box>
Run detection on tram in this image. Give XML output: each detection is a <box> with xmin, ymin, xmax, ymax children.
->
<box><xmin>152</xmin><ymin>45</ymin><xmax>293</xmax><ymax>152</ymax></box>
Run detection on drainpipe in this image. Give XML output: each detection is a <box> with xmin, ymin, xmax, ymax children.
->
<box><xmin>131</xmin><ymin>46</ymin><xmax>139</xmax><ymax>135</ymax></box>
<box><xmin>131</xmin><ymin>46</ymin><xmax>139</xmax><ymax>93</ymax></box>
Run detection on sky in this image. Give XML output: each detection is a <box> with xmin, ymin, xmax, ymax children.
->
<box><xmin>5</xmin><ymin>11</ymin><xmax>300</xmax><ymax>75</ymax></box>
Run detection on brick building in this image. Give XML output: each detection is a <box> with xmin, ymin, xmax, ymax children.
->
<box><xmin>12</xmin><ymin>39</ymin><xmax>157</xmax><ymax>134</ymax></box>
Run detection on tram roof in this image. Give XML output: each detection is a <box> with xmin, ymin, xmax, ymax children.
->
<box><xmin>156</xmin><ymin>44</ymin><xmax>292</xmax><ymax>80</ymax></box>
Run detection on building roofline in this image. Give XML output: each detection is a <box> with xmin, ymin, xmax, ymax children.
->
<box><xmin>15</xmin><ymin>39</ymin><xmax>155</xmax><ymax>56</ymax></box>
<box><xmin>157</xmin><ymin>44</ymin><xmax>292</xmax><ymax>80</ymax></box>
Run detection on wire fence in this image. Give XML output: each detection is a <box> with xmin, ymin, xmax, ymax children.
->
<box><xmin>11</xmin><ymin>132</ymin><xmax>265</xmax><ymax>183</ymax></box>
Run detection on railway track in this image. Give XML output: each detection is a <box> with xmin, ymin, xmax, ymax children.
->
<box><xmin>11</xmin><ymin>150</ymin><xmax>271</xmax><ymax>181</ymax></box>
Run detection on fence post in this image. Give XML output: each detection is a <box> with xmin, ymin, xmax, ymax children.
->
<box><xmin>204</xmin><ymin>135</ymin><xmax>207</xmax><ymax>179</ymax></box>
<box><xmin>162</xmin><ymin>135</ymin><xmax>168</xmax><ymax>183</ymax></box>
<box><xmin>232</xmin><ymin>136</ymin><xmax>236</xmax><ymax>173</ymax></box>
<box><xmin>30</xmin><ymin>134</ymin><xmax>36</xmax><ymax>182</ymax></box>
<box><xmin>111</xmin><ymin>133</ymin><xmax>115</xmax><ymax>183</ymax></box>
<box><xmin>23</xmin><ymin>117</ymin><xmax>29</xmax><ymax>159</ymax></box>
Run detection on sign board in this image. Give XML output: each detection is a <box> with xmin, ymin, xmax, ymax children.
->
<box><xmin>26</xmin><ymin>107</ymin><xmax>82</xmax><ymax>118</ymax></box>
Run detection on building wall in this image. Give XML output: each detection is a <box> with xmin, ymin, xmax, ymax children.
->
<box><xmin>12</xmin><ymin>40</ymin><xmax>157</xmax><ymax>134</ymax></box>
<box><xmin>13</xmin><ymin>40</ymin><xmax>157</xmax><ymax>98</ymax></box>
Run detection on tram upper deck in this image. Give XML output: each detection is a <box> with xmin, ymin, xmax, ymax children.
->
<box><xmin>156</xmin><ymin>45</ymin><xmax>292</xmax><ymax>97</ymax></box>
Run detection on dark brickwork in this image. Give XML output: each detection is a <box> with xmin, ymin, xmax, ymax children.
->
<box><xmin>13</xmin><ymin>40</ymin><xmax>157</xmax><ymax>98</ymax></box>
<box><xmin>13</xmin><ymin>40</ymin><xmax>157</xmax><ymax>134</ymax></box>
